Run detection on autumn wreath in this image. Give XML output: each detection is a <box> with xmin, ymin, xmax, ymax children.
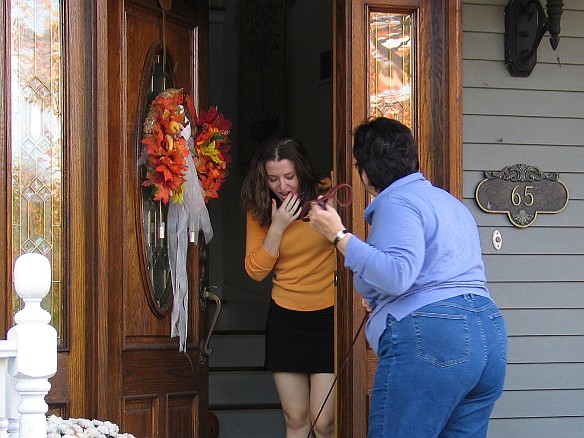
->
<box><xmin>141</xmin><ymin>88</ymin><xmax>232</xmax><ymax>204</ymax></box>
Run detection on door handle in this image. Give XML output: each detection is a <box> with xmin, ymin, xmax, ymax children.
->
<box><xmin>201</xmin><ymin>286</ymin><xmax>222</xmax><ymax>356</ymax></box>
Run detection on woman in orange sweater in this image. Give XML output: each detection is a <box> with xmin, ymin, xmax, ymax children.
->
<box><xmin>241</xmin><ymin>137</ymin><xmax>335</xmax><ymax>438</ymax></box>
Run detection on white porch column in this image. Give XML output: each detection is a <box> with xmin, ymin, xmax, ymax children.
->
<box><xmin>7</xmin><ymin>253</ymin><xmax>57</xmax><ymax>437</ymax></box>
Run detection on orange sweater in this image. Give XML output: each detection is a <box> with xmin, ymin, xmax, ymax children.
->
<box><xmin>245</xmin><ymin>213</ymin><xmax>335</xmax><ymax>311</ymax></box>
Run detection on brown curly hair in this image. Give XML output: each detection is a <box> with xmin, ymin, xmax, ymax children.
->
<box><xmin>241</xmin><ymin>137</ymin><xmax>321</xmax><ymax>228</ymax></box>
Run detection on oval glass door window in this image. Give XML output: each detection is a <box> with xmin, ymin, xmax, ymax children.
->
<box><xmin>139</xmin><ymin>51</ymin><xmax>174</xmax><ymax>313</ymax></box>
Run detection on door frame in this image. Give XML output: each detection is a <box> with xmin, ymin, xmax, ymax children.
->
<box><xmin>333</xmin><ymin>0</ymin><xmax>463</xmax><ymax>435</ymax></box>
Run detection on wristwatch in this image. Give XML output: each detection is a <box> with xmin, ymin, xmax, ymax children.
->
<box><xmin>333</xmin><ymin>229</ymin><xmax>349</xmax><ymax>247</ymax></box>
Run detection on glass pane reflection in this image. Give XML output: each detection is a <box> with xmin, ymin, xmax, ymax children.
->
<box><xmin>369</xmin><ymin>12</ymin><xmax>413</xmax><ymax>128</ymax></box>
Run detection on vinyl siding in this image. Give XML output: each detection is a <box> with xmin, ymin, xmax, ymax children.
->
<box><xmin>463</xmin><ymin>1</ymin><xmax>584</xmax><ymax>437</ymax></box>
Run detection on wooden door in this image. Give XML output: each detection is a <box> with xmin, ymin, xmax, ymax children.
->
<box><xmin>105</xmin><ymin>1</ymin><xmax>210</xmax><ymax>437</ymax></box>
<box><xmin>334</xmin><ymin>0</ymin><xmax>463</xmax><ymax>435</ymax></box>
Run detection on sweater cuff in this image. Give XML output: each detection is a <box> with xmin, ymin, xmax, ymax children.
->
<box><xmin>254</xmin><ymin>245</ymin><xmax>278</xmax><ymax>268</ymax></box>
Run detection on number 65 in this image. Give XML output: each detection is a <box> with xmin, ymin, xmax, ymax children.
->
<box><xmin>511</xmin><ymin>185</ymin><xmax>534</xmax><ymax>206</ymax></box>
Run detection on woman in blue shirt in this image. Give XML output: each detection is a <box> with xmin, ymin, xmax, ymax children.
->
<box><xmin>309</xmin><ymin>117</ymin><xmax>507</xmax><ymax>437</ymax></box>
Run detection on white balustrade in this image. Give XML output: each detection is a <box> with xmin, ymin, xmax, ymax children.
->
<box><xmin>0</xmin><ymin>340</ymin><xmax>17</xmax><ymax>438</ymax></box>
<box><xmin>0</xmin><ymin>253</ymin><xmax>57</xmax><ymax>438</ymax></box>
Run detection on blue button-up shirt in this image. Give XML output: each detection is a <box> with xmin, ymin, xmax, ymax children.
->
<box><xmin>345</xmin><ymin>172</ymin><xmax>491</xmax><ymax>354</ymax></box>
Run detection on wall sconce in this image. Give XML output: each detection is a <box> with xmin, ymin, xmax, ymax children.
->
<box><xmin>504</xmin><ymin>0</ymin><xmax>564</xmax><ymax>77</ymax></box>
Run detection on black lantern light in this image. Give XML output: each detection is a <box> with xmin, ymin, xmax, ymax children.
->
<box><xmin>504</xmin><ymin>0</ymin><xmax>564</xmax><ymax>77</ymax></box>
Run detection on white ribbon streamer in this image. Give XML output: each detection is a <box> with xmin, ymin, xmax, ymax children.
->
<box><xmin>168</xmin><ymin>133</ymin><xmax>213</xmax><ymax>351</ymax></box>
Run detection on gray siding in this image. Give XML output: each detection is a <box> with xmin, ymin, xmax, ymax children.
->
<box><xmin>463</xmin><ymin>1</ymin><xmax>584</xmax><ymax>437</ymax></box>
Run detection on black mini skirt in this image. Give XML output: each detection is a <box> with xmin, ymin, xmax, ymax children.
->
<box><xmin>264</xmin><ymin>299</ymin><xmax>334</xmax><ymax>373</ymax></box>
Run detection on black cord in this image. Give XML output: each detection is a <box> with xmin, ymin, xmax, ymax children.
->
<box><xmin>305</xmin><ymin>312</ymin><xmax>368</xmax><ymax>438</ymax></box>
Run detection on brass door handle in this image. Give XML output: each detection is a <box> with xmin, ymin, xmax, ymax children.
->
<box><xmin>201</xmin><ymin>287</ymin><xmax>221</xmax><ymax>356</ymax></box>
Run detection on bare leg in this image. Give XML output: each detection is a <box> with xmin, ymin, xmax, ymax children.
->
<box><xmin>309</xmin><ymin>373</ymin><xmax>335</xmax><ymax>438</ymax></box>
<box><xmin>273</xmin><ymin>372</ymin><xmax>312</xmax><ymax>438</ymax></box>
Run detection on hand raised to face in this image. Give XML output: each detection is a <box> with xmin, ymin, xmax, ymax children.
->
<box><xmin>270</xmin><ymin>192</ymin><xmax>301</xmax><ymax>232</ymax></box>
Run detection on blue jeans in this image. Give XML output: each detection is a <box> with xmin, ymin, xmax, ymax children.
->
<box><xmin>368</xmin><ymin>294</ymin><xmax>507</xmax><ymax>438</ymax></box>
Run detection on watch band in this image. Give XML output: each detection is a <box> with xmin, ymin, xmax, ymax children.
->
<box><xmin>333</xmin><ymin>229</ymin><xmax>349</xmax><ymax>247</ymax></box>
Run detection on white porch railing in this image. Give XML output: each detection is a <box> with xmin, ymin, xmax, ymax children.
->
<box><xmin>0</xmin><ymin>253</ymin><xmax>57</xmax><ymax>438</ymax></box>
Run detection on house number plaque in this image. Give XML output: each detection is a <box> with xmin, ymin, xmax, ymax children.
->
<box><xmin>475</xmin><ymin>164</ymin><xmax>569</xmax><ymax>228</ymax></box>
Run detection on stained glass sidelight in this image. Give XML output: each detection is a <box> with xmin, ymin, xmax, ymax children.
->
<box><xmin>369</xmin><ymin>11</ymin><xmax>414</xmax><ymax>128</ymax></box>
<box><xmin>10</xmin><ymin>0</ymin><xmax>63</xmax><ymax>342</ymax></box>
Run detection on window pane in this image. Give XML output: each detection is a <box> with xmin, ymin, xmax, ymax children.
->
<box><xmin>142</xmin><ymin>54</ymin><xmax>174</xmax><ymax>311</ymax></box>
<box><xmin>369</xmin><ymin>12</ymin><xmax>413</xmax><ymax>128</ymax></box>
<box><xmin>10</xmin><ymin>0</ymin><xmax>63</xmax><ymax>343</ymax></box>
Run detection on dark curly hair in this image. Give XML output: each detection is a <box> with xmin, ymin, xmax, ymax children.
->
<box><xmin>241</xmin><ymin>137</ymin><xmax>320</xmax><ymax>228</ymax></box>
<box><xmin>353</xmin><ymin>117</ymin><xmax>419</xmax><ymax>192</ymax></box>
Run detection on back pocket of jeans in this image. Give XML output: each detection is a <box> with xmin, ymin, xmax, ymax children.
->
<box><xmin>412</xmin><ymin>312</ymin><xmax>469</xmax><ymax>367</ymax></box>
<box><xmin>488</xmin><ymin>311</ymin><xmax>508</xmax><ymax>362</ymax></box>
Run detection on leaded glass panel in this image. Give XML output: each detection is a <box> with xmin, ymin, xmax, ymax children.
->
<box><xmin>369</xmin><ymin>11</ymin><xmax>414</xmax><ymax>128</ymax></box>
<box><xmin>10</xmin><ymin>0</ymin><xmax>63</xmax><ymax>342</ymax></box>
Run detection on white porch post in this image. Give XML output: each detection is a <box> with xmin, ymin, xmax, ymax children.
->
<box><xmin>7</xmin><ymin>253</ymin><xmax>57</xmax><ymax>437</ymax></box>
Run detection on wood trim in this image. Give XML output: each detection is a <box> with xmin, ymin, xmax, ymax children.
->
<box><xmin>0</xmin><ymin>0</ymin><xmax>9</xmax><ymax>334</ymax></box>
<box><xmin>93</xmin><ymin>0</ymin><xmax>112</xmax><ymax>421</ymax></box>
<box><xmin>104</xmin><ymin>0</ymin><xmax>125</xmax><ymax>425</ymax></box>
<box><xmin>334</xmin><ymin>0</ymin><xmax>370</xmax><ymax>435</ymax></box>
<box><xmin>416</xmin><ymin>0</ymin><xmax>463</xmax><ymax>196</ymax></box>
<box><xmin>448</xmin><ymin>0</ymin><xmax>463</xmax><ymax>200</ymax></box>
<box><xmin>63</xmin><ymin>0</ymin><xmax>91</xmax><ymax>418</ymax></box>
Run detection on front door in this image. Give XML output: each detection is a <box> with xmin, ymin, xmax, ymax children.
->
<box><xmin>334</xmin><ymin>0</ymin><xmax>463</xmax><ymax>435</ymax></box>
<box><xmin>105</xmin><ymin>0</ymin><xmax>211</xmax><ymax>436</ymax></box>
